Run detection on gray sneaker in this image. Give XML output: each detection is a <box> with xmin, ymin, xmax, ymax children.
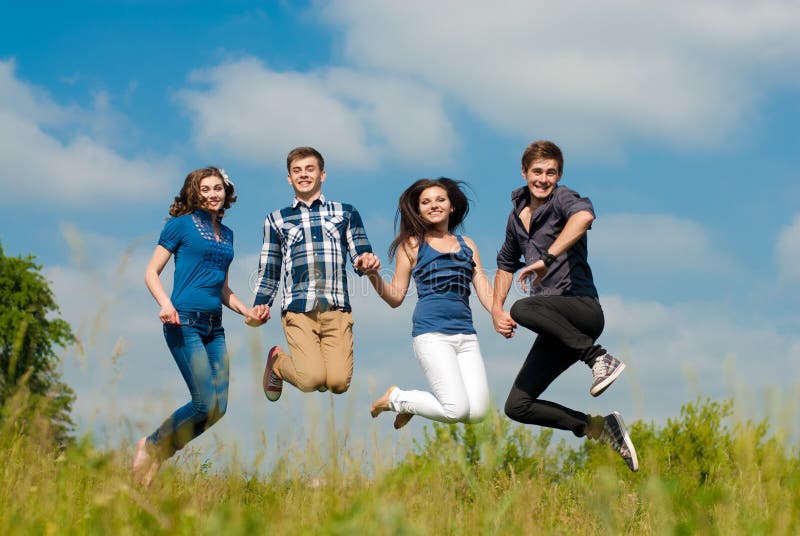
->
<box><xmin>600</xmin><ymin>412</ymin><xmax>639</xmax><ymax>472</ymax></box>
<box><xmin>590</xmin><ymin>353</ymin><xmax>625</xmax><ymax>397</ymax></box>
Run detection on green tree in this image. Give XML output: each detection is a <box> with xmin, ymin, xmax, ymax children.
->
<box><xmin>0</xmin><ymin>242</ymin><xmax>76</xmax><ymax>444</ymax></box>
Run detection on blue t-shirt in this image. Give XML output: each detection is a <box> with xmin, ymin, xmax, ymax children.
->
<box><xmin>411</xmin><ymin>235</ymin><xmax>476</xmax><ymax>337</ymax></box>
<box><xmin>158</xmin><ymin>210</ymin><xmax>234</xmax><ymax>314</ymax></box>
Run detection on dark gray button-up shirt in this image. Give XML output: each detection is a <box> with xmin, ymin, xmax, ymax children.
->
<box><xmin>496</xmin><ymin>185</ymin><xmax>598</xmax><ymax>297</ymax></box>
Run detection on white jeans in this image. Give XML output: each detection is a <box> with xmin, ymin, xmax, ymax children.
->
<box><xmin>390</xmin><ymin>332</ymin><xmax>490</xmax><ymax>423</ymax></box>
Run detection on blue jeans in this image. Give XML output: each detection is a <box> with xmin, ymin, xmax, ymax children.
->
<box><xmin>147</xmin><ymin>311</ymin><xmax>229</xmax><ymax>458</ymax></box>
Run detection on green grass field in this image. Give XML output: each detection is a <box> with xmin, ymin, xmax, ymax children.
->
<box><xmin>2</xmin><ymin>385</ymin><xmax>798</xmax><ymax>535</ymax></box>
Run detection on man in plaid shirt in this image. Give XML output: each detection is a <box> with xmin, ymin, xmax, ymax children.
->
<box><xmin>250</xmin><ymin>147</ymin><xmax>381</xmax><ymax>401</ymax></box>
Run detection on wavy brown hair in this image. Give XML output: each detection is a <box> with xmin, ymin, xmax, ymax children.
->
<box><xmin>388</xmin><ymin>178</ymin><xmax>470</xmax><ymax>260</ymax></box>
<box><xmin>168</xmin><ymin>166</ymin><xmax>237</xmax><ymax>218</ymax></box>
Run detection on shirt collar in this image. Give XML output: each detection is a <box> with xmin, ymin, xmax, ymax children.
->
<box><xmin>511</xmin><ymin>185</ymin><xmax>558</xmax><ymax>211</ymax></box>
<box><xmin>292</xmin><ymin>193</ymin><xmax>326</xmax><ymax>209</ymax></box>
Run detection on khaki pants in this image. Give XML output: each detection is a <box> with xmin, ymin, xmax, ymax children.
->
<box><xmin>274</xmin><ymin>310</ymin><xmax>354</xmax><ymax>394</ymax></box>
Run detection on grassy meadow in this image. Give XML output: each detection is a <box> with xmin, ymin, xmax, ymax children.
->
<box><xmin>2</xmin><ymin>381</ymin><xmax>798</xmax><ymax>535</ymax></box>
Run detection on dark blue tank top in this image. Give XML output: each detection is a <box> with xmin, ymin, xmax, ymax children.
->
<box><xmin>411</xmin><ymin>235</ymin><xmax>476</xmax><ymax>337</ymax></box>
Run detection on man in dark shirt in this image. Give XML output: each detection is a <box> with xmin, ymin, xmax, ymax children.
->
<box><xmin>492</xmin><ymin>140</ymin><xmax>639</xmax><ymax>472</ymax></box>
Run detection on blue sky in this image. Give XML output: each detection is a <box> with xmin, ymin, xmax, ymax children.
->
<box><xmin>2</xmin><ymin>1</ymin><xmax>799</xmax><ymax>465</ymax></box>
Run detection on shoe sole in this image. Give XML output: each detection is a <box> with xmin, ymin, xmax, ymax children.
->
<box><xmin>263</xmin><ymin>346</ymin><xmax>283</xmax><ymax>401</ymax></box>
<box><xmin>394</xmin><ymin>413</ymin><xmax>413</xmax><ymax>429</ymax></box>
<box><xmin>611</xmin><ymin>411</ymin><xmax>639</xmax><ymax>472</ymax></box>
<box><xmin>590</xmin><ymin>362</ymin><xmax>626</xmax><ymax>397</ymax></box>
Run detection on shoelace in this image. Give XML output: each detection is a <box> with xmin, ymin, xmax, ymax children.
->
<box><xmin>602</xmin><ymin>421</ymin><xmax>629</xmax><ymax>456</ymax></box>
<box><xmin>593</xmin><ymin>358</ymin><xmax>610</xmax><ymax>376</ymax></box>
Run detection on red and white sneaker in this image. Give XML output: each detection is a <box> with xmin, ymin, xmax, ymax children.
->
<box><xmin>263</xmin><ymin>346</ymin><xmax>283</xmax><ymax>402</ymax></box>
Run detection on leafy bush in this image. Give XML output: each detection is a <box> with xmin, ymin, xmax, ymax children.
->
<box><xmin>1</xmin><ymin>396</ymin><xmax>797</xmax><ymax>534</ymax></box>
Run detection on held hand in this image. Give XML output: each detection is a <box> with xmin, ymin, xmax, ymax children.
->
<box><xmin>246</xmin><ymin>305</ymin><xmax>270</xmax><ymax>326</ymax></box>
<box><xmin>492</xmin><ymin>309</ymin><xmax>517</xmax><ymax>339</ymax></box>
<box><xmin>244</xmin><ymin>306</ymin><xmax>265</xmax><ymax>327</ymax></box>
<box><xmin>518</xmin><ymin>260</ymin><xmax>548</xmax><ymax>293</ymax></box>
<box><xmin>355</xmin><ymin>252</ymin><xmax>381</xmax><ymax>272</ymax></box>
<box><xmin>159</xmin><ymin>304</ymin><xmax>180</xmax><ymax>324</ymax></box>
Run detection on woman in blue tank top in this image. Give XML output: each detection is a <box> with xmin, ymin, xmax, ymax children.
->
<box><xmin>132</xmin><ymin>167</ymin><xmax>259</xmax><ymax>487</ymax></box>
<box><xmin>366</xmin><ymin>178</ymin><xmax>493</xmax><ymax>429</ymax></box>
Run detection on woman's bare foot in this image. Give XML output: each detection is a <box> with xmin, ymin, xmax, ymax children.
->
<box><xmin>370</xmin><ymin>386</ymin><xmax>397</xmax><ymax>418</ymax></box>
<box><xmin>393</xmin><ymin>413</ymin><xmax>413</xmax><ymax>429</ymax></box>
<box><xmin>142</xmin><ymin>456</ymin><xmax>162</xmax><ymax>487</ymax></box>
<box><xmin>131</xmin><ymin>437</ymin><xmax>153</xmax><ymax>485</ymax></box>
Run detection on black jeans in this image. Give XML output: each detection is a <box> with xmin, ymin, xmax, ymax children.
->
<box><xmin>504</xmin><ymin>295</ymin><xmax>605</xmax><ymax>437</ymax></box>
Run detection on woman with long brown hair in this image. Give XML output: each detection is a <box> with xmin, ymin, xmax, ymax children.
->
<box><xmin>367</xmin><ymin>178</ymin><xmax>492</xmax><ymax>429</ymax></box>
<box><xmin>132</xmin><ymin>166</ymin><xmax>258</xmax><ymax>486</ymax></box>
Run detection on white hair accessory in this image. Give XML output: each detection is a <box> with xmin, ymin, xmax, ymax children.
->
<box><xmin>217</xmin><ymin>167</ymin><xmax>234</xmax><ymax>188</ymax></box>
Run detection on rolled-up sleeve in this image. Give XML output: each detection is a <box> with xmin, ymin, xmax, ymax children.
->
<box><xmin>496</xmin><ymin>212</ymin><xmax>525</xmax><ymax>273</ymax></box>
<box><xmin>345</xmin><ymin>207</ymin><xmax>373</xmax><ymax>276</ymax></box>
<box><xmin>157</xmin><ymin>217</ymin><xmax>182</xmax><ymax>253</ymax></box>
<box><xmin>253</xmin><ymin>216</ymin><xmax>283</xmax><ymax>307</ymax></box>
<box><xmin>556</xmin><ymin>188</ymin><xmax>595</xmax><ymax>224</ymax></box>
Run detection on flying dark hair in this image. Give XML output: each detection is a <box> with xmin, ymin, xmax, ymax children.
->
<box><xmin>168</xmin><ymin>166</ymin><xmax>237</xmax><ymax>218</ymax></box>
<box><xmin>388</xmin><ymin>177</ymin><xmax>470</xmax><ymax>260</ymax></box>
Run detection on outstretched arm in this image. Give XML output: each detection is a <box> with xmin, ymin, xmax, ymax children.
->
<box><xmin>344</xmin><ymin>207</ymin><xmax>375</xmax><ymax>275</ymax></box>
<box><xmin>251</xmin><ymin>215</ymin><xmax>283</xmax><ymax>325</ymax></box>
<box><xmin>518</xmin><ymin>210</ymin><xmax>594</xmax><ymax>292</ymax></box>
<box><xmin>463</xmin><ymin>236</ymin><xmax>493</xmax><ymax>314</ymax></box>
<box><xmin>221</xmin><ymin>273</ymin><xmax>263</xmax><ymax>325</ymax></box>
<box><xmin>492</xmin><ymin>268</ymin><xmax>517</xmax><ymax>338</ymax></box>
<box><xmin>365</xmin><ymin>242</ymin><xmax>415</xmax><ymax>308</ymax></box>
<box><xmin>144</xmin><ymin>245</ymin><xmax>180</xmax><ymax>324</ymax></box>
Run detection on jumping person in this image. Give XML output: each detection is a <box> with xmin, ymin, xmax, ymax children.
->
<box><xmin>250</xmin><ymin>147</ymin><xmax>380</xmax><ymax>400</ymax></box>
<box><xmin>132</xmin><ymin>167</ymin><xmax>258</xmax><ymax>486</ymax></box>
<box><xmin>492</xmin><ymin>140</ymin><xmax>638</xmax><ymax>471</ymax></box>
<box><xmin>368</xmin><ymin>178</ymin><xmax>491</xmax><ymax>429</ymax></box>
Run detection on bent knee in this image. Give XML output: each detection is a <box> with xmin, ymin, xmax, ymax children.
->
<box><xmin>509</xmin><ymin>300</ymin><xmax>524</xmax><ymax>323</ymax></box>
<box><xmin>329</xmin><ymin>382</ymin><xmax>350</xmax><ymax>394</ymax></box>
<box><xmin>465</xmin><ymin>409</ymin><xmax>489</xmax><ymax>424</ymax></box>
<box><xmin>466</xmin><ymin>399</ymin><xmax>490</xmax><ymax>424</ymax></box>
<box><xmin>442</xmin><ymin>401</ymin><xmax>471</xmax><ymax>423</ymax></box>
<box><xmin>326</xmin><ymin>375</ymin><xmax>351</xmax><ymax>394</ymax></box>
<box><xmin>510</xmin><ymin>298</ymin><xmax>539</xmax><ymax>324</ymax></box>
<box><xmin>191</xmin><ymin>399</ymin><xmax>212</xmax><ymax>419</ymax></box>
<box><xmin>504</xmin><ymin>396</ymin><xmax>526</xmax><ymax>422</ymax></box>
<box><xmin>295</xmin><ymin>370</ymin><xmax>327</xmax><ymax>392</ymax></box>
<box><xmin>208</xmin><ymin>402</ymin><xmax>227</xmax><ymax>426</ymax></box>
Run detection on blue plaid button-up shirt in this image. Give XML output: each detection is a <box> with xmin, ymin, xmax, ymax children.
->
<box><xmin>253</xmin><ymin>194</ymin><xmax>373</xmax><ymax>313</ymax></box>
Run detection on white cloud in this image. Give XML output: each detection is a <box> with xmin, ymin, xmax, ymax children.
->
<box><xmin>601</xmin><ymin>294</ymin><xmax>800</xmax><ymax>391</ymax></box>
<box><xmin>591</xmin><ymin>213</ymin><xmax>734</xmax><ymax>274</ymax></box>
<box><xmin>0</xmin><ymin>59</ymin><xmax>179</xmax><ymax>206</ymax></box>
<box><xmin>324</xmin><ymin>1</ymin><xmax>800</xmax><ymax>153</ymax></box>
<box><xmin>176</xmin><ymin>58</ymin><xmax>457</xmax><ymax>170</ymax></box>
<box><xmin>777</xmin><ymin>213</ymin><xmax>800</xmax><ymax>283</ymax></box>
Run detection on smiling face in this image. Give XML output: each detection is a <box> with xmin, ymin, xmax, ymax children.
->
<box><xmin>522</xmin><ymin>158</ymin><xmax>561</xmax><ymax>205</ymax></box>
<box><xmin>418</xmin><ymin>186</ymin><xmax>452</xmax><ymax>228</ymax></box>
<box><xmin>287</xmin><ymin>155</ymin><xmax>326</xmax><ymax>202</ymax></box>
<box><xmin>199</xmin><ymin>175</ymin><xmax>226</xmax><ymax>214</ymax></box>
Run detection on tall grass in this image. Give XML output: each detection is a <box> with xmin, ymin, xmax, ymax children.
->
<box><xmin>1</xmin><ymin>386</ymin><xmax>798</xmax><ymax>534</ymax></box>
